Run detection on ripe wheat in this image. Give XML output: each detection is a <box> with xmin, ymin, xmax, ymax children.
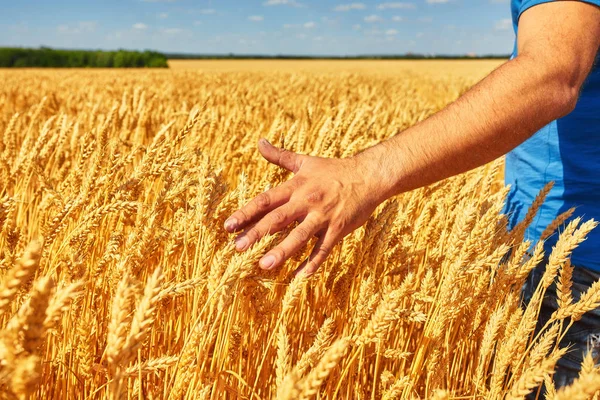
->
<box><xmin>0</xmin><ymin>61</ymin><xmax>598</xmax><ymax>399</ymax></box>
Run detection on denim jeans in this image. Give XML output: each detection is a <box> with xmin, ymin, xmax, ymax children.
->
<box><xmin>522</xmin><ymin>263</ymin><xmax>600</xmax><ymax>388</ymax></box>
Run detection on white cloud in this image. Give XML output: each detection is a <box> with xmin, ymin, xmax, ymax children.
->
<box><xmin>385</xmin><ymin>29</ymin><xmax>398</xmax><ymax>35</ymax></box>
<box><xmin>490</xmin><ymin>0</ymin><xmax>509</xmax><ymax>3</ymax></box>
<box><xmin>132</xmin><ymin>23</ymin><xmax>148</xmax><ymax>30</ymax></box>
<box><xmin>392</xmin><ymin>16</ymin><xmax>404</xmax><ymax>21</ymax></box>
<box><xmin>193</xmin><ymin>21</ymin><xmax>202</xmax><ymax>26</ymax></box>
<box><xmin>363</xmin><ymin>28</ymin><xmax>383</xmax><ymax>35</ymax></box>
<box><xmin>263</xmin><ymin>0</ymin><xmax>303</xmax><ymax>6</ymax></box>
<box><xmin>322</xmin><ymin>16</ymin><xmax>338</xmax><ymax>23</ymax></box>
<box><xmin>79</xmin><ymin>21</ymin><xmax>97</xmax><ymax>31</ymax></box>
<box><xmin>106</xmin><ymin>31</ymin><xmax>123</xmax><ymax>41</ymax></box>
<box><xmin>364</xmin><ymin>14</ymin><xmax>383</xmax><ymax>23</ymax></box>
<box><xmin>352</xmin><ymin>24</ymin><xmax>362</xmax><ymax>30</ymax></box>
<box><xmin>140</xmin><ymin>0</ymin><xmax>176</xmax><ymax>2</ymax></box>
<box><xmin>283</xmin><ymin>23</ymin><xmax>299</xmax><ymax>28</ymax></box>
<box><xmin>304</xmin><ymin>21</ymin><xmax>316</xmax><ymax>28</ymax></box>
<box><xmin>416</xmin><ymin>32</ymin><xmax>424</xmax><ymax>38</ymax></box>
<box><xmin>376</xmin><ymin>2</ymin><xmax>415</xmax><ymax>9</ymax></box>
<box><xmin>57</xmin><ymin>21</ymin><xmax>98</xmax><ymax>34</ymax></box>
<box><xmin>248</xmin><ymin>15</ymin><xmax>264</xmax><ymax>22</ymax></box>
<box><xmin>495</xmin><ymin>18</ymin><xmax>512</xmax><ymax>31</ymax></box>
<box><xmin>333</xmin><ymin>3</ymin><xmax>366</xmax><ymax>11</ymax></box>
<box><xmin>296</xmin><ymin>33</ymin><xmax>308</xmax><ymax>39</ymax></box>
<box><xmin>158</xmin><ymin>12</ymin><xmax>168</xmax><ymax>19</ymax></box>
<box><xmin>426</xmin><ymin>0</ymin><xmax>449</xmax><ymax>3</ymax></box>
<box><xmin>199</xmin><ymin>9</ymin><xmax>216</xmax><ymax>14</ymax></box>
<box><xmin>161</xmin><ymin>27</ymin><xmax>183</xmax><ymax>34</ymax></box>
<box><xmin>418</xmin><ymin>16</ymin><xmax>433</xmax><ymax>22</ymax></box>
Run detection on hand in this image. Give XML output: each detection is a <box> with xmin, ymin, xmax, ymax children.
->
<box><xmin>224</xmin><ymin>139</ymin><xmax>385</xmax><ymax>276</ymax></box>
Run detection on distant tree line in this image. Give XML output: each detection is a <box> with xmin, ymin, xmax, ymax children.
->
<box><xmin>0</xmin><ymin>47</ymin><xmax>169</xmax><ymax>68</ymax></box>
<box><xmin>166</xmin><ymin>52</ymin><xmax>510</xmax><ymax>60</ymax></box>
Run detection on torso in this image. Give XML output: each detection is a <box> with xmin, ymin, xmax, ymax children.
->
<box><xmin>505</xmin><ymin>0</ymin><xmax>600</xmax><ymax>270</ymax></box>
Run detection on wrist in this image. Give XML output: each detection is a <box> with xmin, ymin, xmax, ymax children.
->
<box><xmin>351</xmin><ymin>142</ymin><xmax>401</xmax><ymax>204</ymax></box>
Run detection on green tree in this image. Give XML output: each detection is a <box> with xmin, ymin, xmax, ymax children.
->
<box><xmin>0</xmin><ymin>47</ymin><xmax>169</xmax><ymax>68</ymax></box>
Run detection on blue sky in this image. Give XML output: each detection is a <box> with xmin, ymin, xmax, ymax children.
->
<box><xmin>0</xmin><ymin>0</ymin><xmax>515</xmax><ymax>56</ymax></box>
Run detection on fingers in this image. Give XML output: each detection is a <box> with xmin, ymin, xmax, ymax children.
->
<box><xmin>258</xmin><ymin>218</ymin><xmax>321</xmax><ymax>270</ymax></box>
<box><xmin>225</xmin><ymin>182</ymin><xmax>293</xmax><ymax>233</ymax></box>
<box><xmin>258</xmin><ymin>138</ymin><xmax>302</xmax><ymax>173</ymax></box>
<box><xmin>234</xmin><ymin>203</ymin><xmax>302</xmax><ymax>251</ymax></box>
<box><xmin>295</xmin><ymin>233</ymin><xmax>336</xmax><ymax>277</ymax></box>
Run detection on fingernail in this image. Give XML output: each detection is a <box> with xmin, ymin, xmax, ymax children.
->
<box><xmin>224</xmin><ymin>218</ymin><xmax>237</xmax><ymax>231</ymax></box>
<box><xmin>259</xmin><ymin>138</ymin><xmax>270</xmax><ymax>145</ymax></box>
<box><xmin>260</xmin><ymin>254</ymin><xmax>276</xmax><ymax>269</ymax></box>
<box><xmin>235</xmin><ymin>236</ymin><xmax>249</xmax><ymax>251</ymax></box>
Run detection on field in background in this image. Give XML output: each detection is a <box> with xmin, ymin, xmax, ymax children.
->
<box><xmin>168</xmin><ymin>58</ymin><xmax>503</xmax><ymax>77</ymax></box>
<box><xmin>0</xmin><ymin>61</ymin><xmax>597</xmax><ymax>399</ymax></box>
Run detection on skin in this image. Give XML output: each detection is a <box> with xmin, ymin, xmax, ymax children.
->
<box><xmin>225</xmin><ymin>1</ymin><xmax>600</xmax><ymax>276</ymax></box>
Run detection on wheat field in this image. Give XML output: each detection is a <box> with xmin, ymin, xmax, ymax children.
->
<box><xmin>0</xmin><ymin>60</ymin><xmax>599</xmax><ymax>399</ymax></box>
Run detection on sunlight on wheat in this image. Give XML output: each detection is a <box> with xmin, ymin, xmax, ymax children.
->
<box><xmin>0</xmin><ymin>61</ymin><xmax>598</xmax><ymax>399</ymax></box>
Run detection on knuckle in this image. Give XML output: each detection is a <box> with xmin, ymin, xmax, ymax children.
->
<box><xmin>306</xmin><ymin>191</ymin><xmax>324</xmax><ymax>204</ymax></box>
<box><xmin>294</xmin><ymin>226</ymin><xmax>312</xmax><ymax>243</ymax></box>
<box><xmin>270</xmin><ymin>209</ymin><xmax>287</xmax><ymax>225</ymax></box>
<box><xmin>246</xmin><ymin>228</ymin><xmax>261</xmax><ymax>241</ymax></box>
<box><xmin>254</xmin><ymin>192</ymin><xmax>271</xmax><ymax>209</ymax></box>
<box><xmin>331</xmin><ymin>220</ymin><xmax>345</xmax><ymax>234</ymax></box>
<box><xmin>292</xmin><ymin>176</ymin><xmax>305</xmax><ymax>186</ymax></box>
<box><xmin>305</xmin><ymin>261</ymin><xmax>319</xmax><ymax>275</ymax></box>
<box><xmin>279</xmin><ymin>149</ymin><xmax>291</xmax><ymax>163</ymax></box>
<box><xmin>271</xmin><ymin>246</ymin><xmax>286</xmax><ymax>261</ymax></box>
<box><xmin>316</xmin><ymin>246</ymin><xmax>331</xmax><ymax>258</ymax></box>
<box><xmin>235</xmin><ymin>209</ymin><xmax>249</xmax><ymax>223</ymax></box>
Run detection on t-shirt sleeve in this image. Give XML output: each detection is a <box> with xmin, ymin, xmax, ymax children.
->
<box><xmin>518</xmin><ymin>0</ymin><xmax>600</xmax><ymax>19</ymax></box>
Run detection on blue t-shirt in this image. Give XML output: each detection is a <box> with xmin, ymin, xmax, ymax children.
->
<box><xmin>505</xmin><ymin>0</ymin><xmax>600</xmax><ymax>271</ymax></box>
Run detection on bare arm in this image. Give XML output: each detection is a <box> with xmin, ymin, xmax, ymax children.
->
<box><xmin>358</xmin><ymin>1</ymin><xmax>600</xmax><ymax>198</ymax></box>
<box><xmin>226</xmin><ymin>1</ymin><xmax>600</xmax><ymax>275</ymax></box>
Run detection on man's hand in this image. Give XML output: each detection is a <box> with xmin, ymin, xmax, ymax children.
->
<box><xmin>225</xmin><ymin>1</ymin><xmax>600</xmax><ymax>276</ymax></box>
<box><xmin>224</xmin><ymin>139</ymin><xmax>382</xmax><ymax>276</ymax></box>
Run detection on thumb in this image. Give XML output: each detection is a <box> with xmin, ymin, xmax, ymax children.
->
<box><xmin>258</xmin><ymin>138</ymin><xmax>301</xmax><ymax>173</ymax></box>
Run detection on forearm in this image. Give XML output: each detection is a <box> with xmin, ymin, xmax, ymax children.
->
<box><xmin>228</xmin><ymin>2</ymin><xmax>600</xmax><ymax>275</ymax></box>
<box><xmin>356</xmin><ymin>54</ymin><xmax>579</xmax><ymax>201</ymax></box>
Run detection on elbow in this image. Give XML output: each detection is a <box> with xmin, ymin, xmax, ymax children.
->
<box><xmin>552</xmin><ymin>78</ymin><xmax>580</xmax><ymax>118</ymax></box>
<box><xmin>518</xmin><ymin>52</ymin><xmax>583</xmax><ymax>119</ymax></box>
<box><xmin>545</xmin><ymin>57</ymin><xmax>585</xmax><ymax>118</ymax></box>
